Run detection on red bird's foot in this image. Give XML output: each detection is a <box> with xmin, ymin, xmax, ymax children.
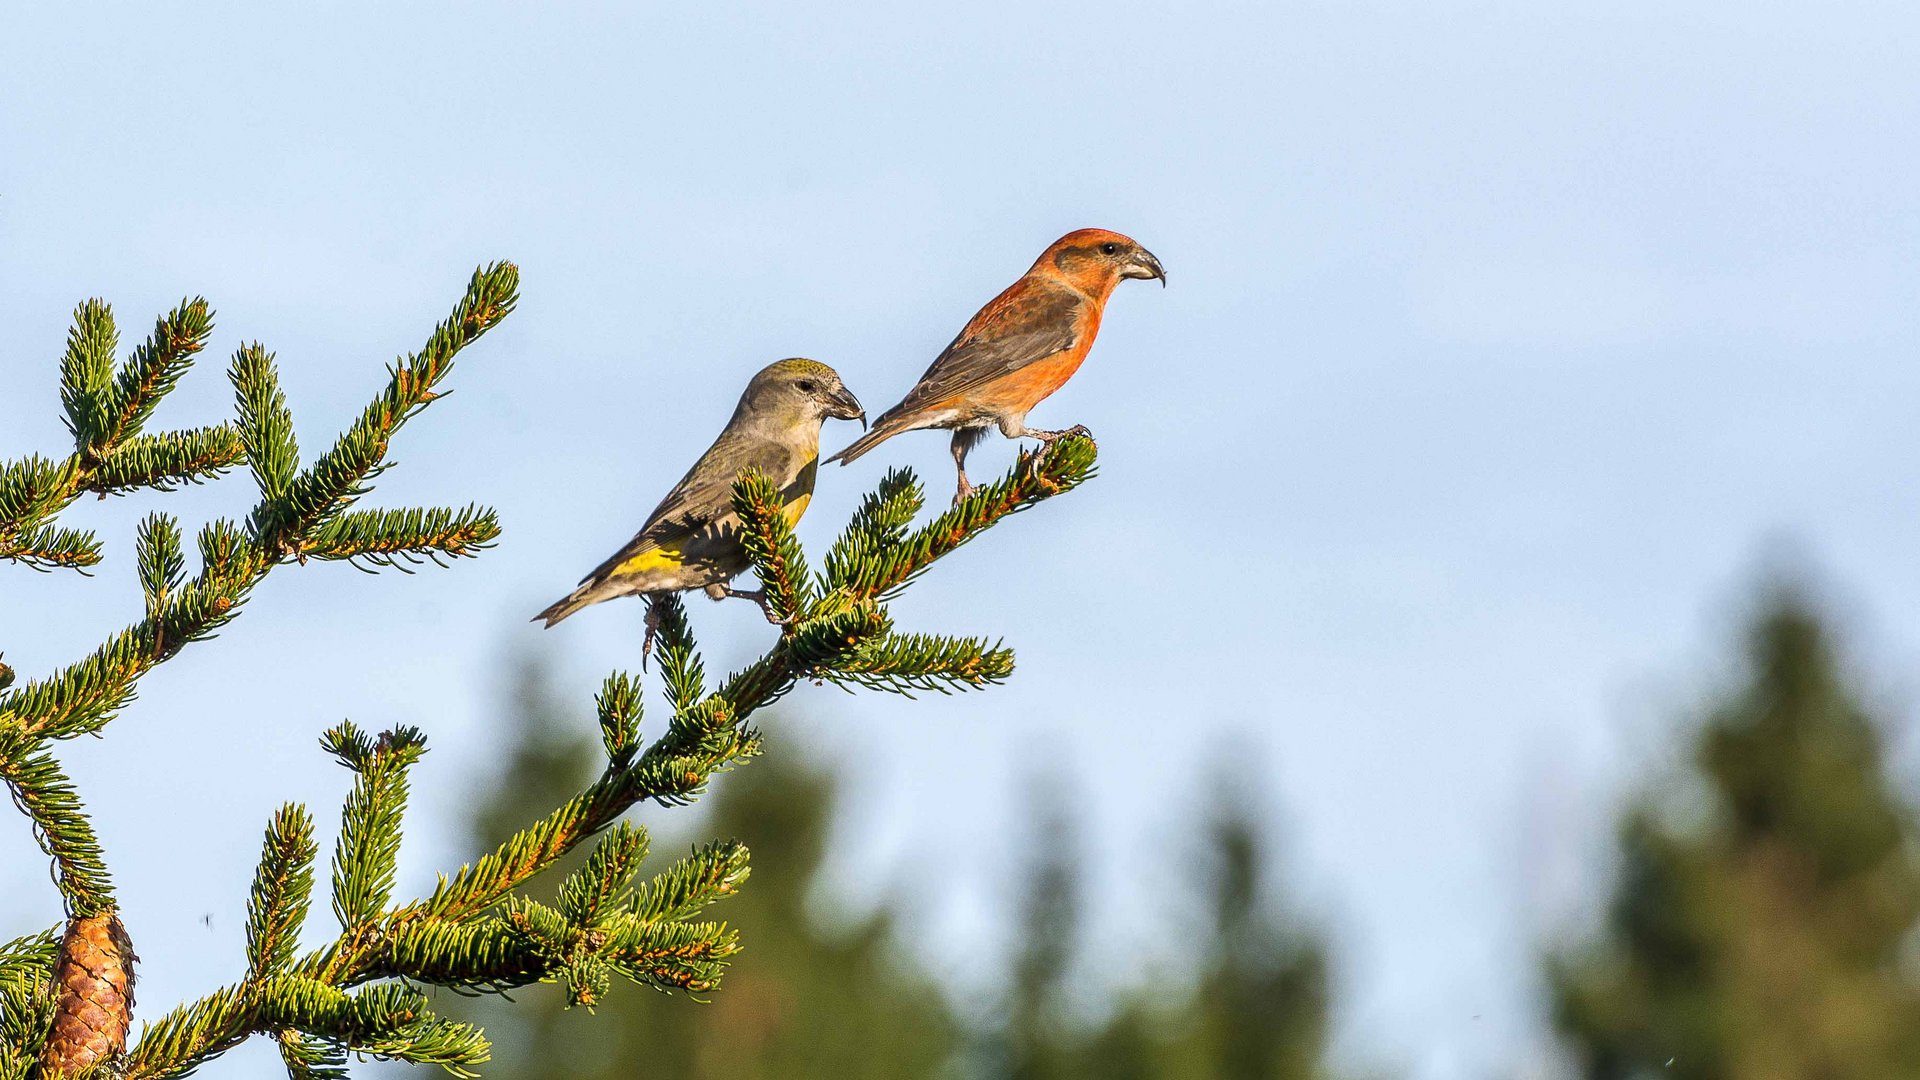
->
<box><xmin>952</xmin><ymin>473</ymin><xmax>976</xmax><ymax>506</ymax></box>
<box><xmin>1023</xmin><ymin>425</ymin><xmax>1095</xmax><ymax>447</ymax></box>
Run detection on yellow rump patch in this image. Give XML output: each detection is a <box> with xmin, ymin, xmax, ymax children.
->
<box><xmin>615</xmin><ymin>545</ymin><xmax>684</xmax><ymax>576</ymax></box>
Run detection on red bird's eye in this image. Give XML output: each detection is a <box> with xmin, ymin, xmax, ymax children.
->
<box><xmin>1100</xmin><ymin>243</ymin><xmax>1119</xmax><ymax>255</ymax></box>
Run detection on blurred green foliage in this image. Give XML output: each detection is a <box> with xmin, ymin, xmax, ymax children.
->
<box><xmin>443</xmin><ymin>660</ymin><xmax>956</xmax><ymax>1079</ymax></box>
<box><xmin>1550</xmin><ymin>592</ymin><xmax>1920</xmax><ymax>1079</ymax></box>
<box><xmin>443</xmin><ymin>660</ymin><xmax>1339</xmax><ymax>1079</ymax></box>
<box><xmin>980</xmin><ymin>775</ymin><xmax>1334</xmax><ymax>1080</ymax></box>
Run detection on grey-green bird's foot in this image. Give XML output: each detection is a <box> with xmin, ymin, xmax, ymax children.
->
<box><xmin>641</xmin><ymin>598</ymin><xmax>665</xmax><ymax>672</ymax></box>
<box><xmin>715</xmin><ymin>586</ymin><xmax>788</xmax><ymax>625</ymax></box>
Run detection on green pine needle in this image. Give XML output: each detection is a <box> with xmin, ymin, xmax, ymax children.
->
<box><xmin>247</xmin><ymin>804</ymin><xmax>318</xmax><ymax>979</ymax></box>
<box><xmin>328</xmin><ymin>724</ymin><xmax>426</xmax><ymax>930</ymax></box>
<box><xmin>731</xmin><ymin>467</ymin><xmax>814</xmax><ymax>620</ymax></box>
<box><xmin>59</xmin><ymin>299</ymin><xmax>119</xmax><ymax>451</ymax></box>
<box><xmin>0</xmin><ymin>522</ymin><xmax>102</xmax><ymax>571</ymax></box>
<box><xmin>87</xmin><ymin>426</ymin><xmax>245</xmax><ymax>495</ymax></box>
<box><xmin>107</xmin><ymin>298</ymin><xmax>217</xmax><ymax>446</ymax></box>
<box><xmin>819</xmin><ymin>465</ymin><xmax>923</xmax><ymax>592</ymax></box>
<box><xmin>302</xmin><ymin>504</ymin><xmax>500</xmax><ymax>572</ymax></box>
<box><xmin>630</xmin><ymin>840</ymin><xmax>751</xmax><ymax>926</ymax></box>
<box><xmin>136</xmin><ymin>512</ymin><xmax>186</xmax><ymax>619</ymax></box>
<box><xmin>595</xmin><ymin>672</ymin><xmax>643</xmax><ymax>767</ymax></box>
<box><xmin>828</xmin><ymin>630</ymin><xmax>1016</xmax><ymax>695</ymax></box>
<box><xmin>0</xmin><ymin>750</ymin><xmax>113</xmax><ymax>915</ymax></box>
<box><xmin>2</xmin><ymin>259</ymin><xmax>1108</xmax><ymax>1080</ymax></box>
<box><xmin>559</xmin><ymin>822</ymin><xmax>649</xmax><ymax>927</ymax></box>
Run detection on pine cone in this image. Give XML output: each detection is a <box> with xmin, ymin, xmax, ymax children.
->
<box><xmin>39</xmin><ymin>909</ymin><xmax>137</xmax><ymax>1076</ymax></box>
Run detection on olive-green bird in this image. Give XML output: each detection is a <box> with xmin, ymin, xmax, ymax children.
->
<box><xmin>534</xmin><ymin>359</ymin><xmax>865</xmax><ymax>638</ymax></box>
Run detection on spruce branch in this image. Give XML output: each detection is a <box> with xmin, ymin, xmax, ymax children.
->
<box><xmin>135</xmin><ymin>514</ymin><xmax>186</xmax><ymax>624</ymax></box>
<box><xmin>261</xmin><ymin>261</ymin><xmax>517</xmax><ymax>559</ymax></box>
<box><xmin>0</xmin><ymin>524</ymin><xmax>101</xmax><ymax>573</ymax></box>
<box><xmin>0</xmin><ymin>265</ymin><xmax>519</xmax><ymax>751</ymax></box>
<box><xmin>0</xmin><ymin>751</ymin><xmax>114</xmax><ymax>916</ymax></box>
<box><xmin>599</xmin><ymin>917</ymin><xmax>741</xmax><ymax>995</ymax></box>
<box><xmin>247</xmin><ymin>805</ymin><xmax>318</xmax><ymax>981</ymax></box>
<box><xmin>732</xmin><ymin>467</ymin><xmax>814</xmax><ymax>621</ymax></box>
<box><xmin>231</xmin><ymin>343</ymin><xmax>300</xmax><ymax>516</ymax></box>
<box><xmin>302</xmin><ymin>505</ymin><xmax>500</xmax><ymax>571</ymax></box>
<box><xmin>826</xmin><ymin>630</ymin><xmax>1015</xmax><ymax>695</ymax></box>
<box><xmin>652</xmin><ymin>594</ymin><xmax>706</xmax><ymax>716</ymax></box>
<box><xmin>0</xmin><ymin>928</ymin><xmax>58</xmax><ymax>1079</ymax></box>
<box><xmin>858</xmin><ymin>436</ymin><xmax>1097</xmax><ymax>600</ymax></box>
<box><xmin>104</xmin><ymin>300</ymin><xmax>218</xmax><ymax>449</ymax></box>
<box><xmin>629</xmin><ymin>840</ymin><xmax>750</xmax><ymax>926</ymax></box>
<box><xmin>98</xmin><ymin>425</ymin><xmax>1091</xmax><ymax>1075</ymax></box>
<box><xmin>3</xmin><ymin>298</ymin><xmax>239</xmax><ymax>577</ymax></box>
<box><xmin>819</xmin><ymin>465</ymin><xmax>922</xmax><ymax>591</ymax></box>
<box><xmin>0</xmin><ymin>931</ymin><xmax>60</xmax><ymax>980</ymax></box>
<box><xmin>595</xmin><ymin>672</ymin><xmax>643</xmax><ymax>768</ymax></box>
<box><xmin>59</xmin><ymin>300</ymin><xmax>121</xmax><ymax>454</ymax></box>
<box><xmin>278</xmin><ymin>1031</ymin><xmax>349</xmax><ymax>1080</ymax></box>
<box><xmin>3</xmin><ymin>264</ymin><xmax>519</xmax><ymax>1079</ymax></box>
<box><xmin>88</xmin><ymin>427</ymin><xmax>244</xmax><ymax>496</ymax></box>
<box><xmin>327</xmin><ymin>724</ymin><xmax>426</xmax><ymax>932</ymax></box>
<box><xmin>122</xmin><ymin>983</ymin><xmax>250</xmax><ymax>1078</ymax></box>
<box><xmin>558</xmin><ymin>823</ymin><xmax>649</xmax><ymax>928</ymax></box>
<box><xmin>0</xmin><ymin>456</ymin><xmax>80</xmax><ymax>537</ymax></box>
<box><xmin>5</xmin><ymin>259</ymin><xmax>1098</xmax><ymax>1079</ymax></box>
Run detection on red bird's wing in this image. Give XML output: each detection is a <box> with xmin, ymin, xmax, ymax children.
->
<box><xmin>887</xmin><ymin>281</ymin><xmax>1083</xmax><ymax>417</ymax></box>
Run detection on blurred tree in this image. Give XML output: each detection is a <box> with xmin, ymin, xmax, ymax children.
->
<box><xmin>1550</xmin><ymin>592</ymin><xmax>1920</xmax><ymax>1079</ymax></box>
<box><xmin>440</xmin><ymin>657</ymin><xmax>959</xmax><ymax>1079</ymax></box>
<box><xmin>1169</xmin><ymin>777</ymin><xmax>1335</xmax><ymax>1080</ymax></box>
<box><xmin>981</xmin><ymin>765</ymin><xmax>1337</xmax><ymax>1080</ymax></box>
<box><xmin>999</xmin><ymin>782</ymin><xmax>1084</xmax><ymax>1080</ymax></box>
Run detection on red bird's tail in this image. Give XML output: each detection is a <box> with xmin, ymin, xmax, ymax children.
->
<box><xmin>825</xmin><ymin>419</ymin><xmax>911</xmax><ymax>466</ymax></box>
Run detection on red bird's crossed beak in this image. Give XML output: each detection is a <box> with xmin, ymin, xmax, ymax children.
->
<box><xmin>1124</xmin><ymin>247</ymin><xmax>1167</xmax><ymax>287</ymax></box>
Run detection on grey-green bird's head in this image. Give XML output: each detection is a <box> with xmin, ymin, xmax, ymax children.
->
<box><xmin>732</xmin><ymin>358</ymin><xmax>866</xmax><ymax>433</ymax></box>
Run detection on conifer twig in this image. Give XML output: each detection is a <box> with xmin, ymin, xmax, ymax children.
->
<box><xmin>2</xmin><ymin>263</ymin><xmax>1096</xmax><ymax>1080</ymax></box>
<box><xmin>1</xmin><ymin>265</ymin><xmax>518</xmax><ymax>1080</ymax></box>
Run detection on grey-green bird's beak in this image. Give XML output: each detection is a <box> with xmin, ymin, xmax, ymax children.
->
<box><xmin>828</xmin><ymin>386</ymin><xmax>867</xmax><ymax>429</ymax></box>
<box><xmin>1124</xmin><ymin>247</ymin><xmax>1167</xmax><ymax>287</ymax></box>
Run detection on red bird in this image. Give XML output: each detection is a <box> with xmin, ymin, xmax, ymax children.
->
<box><xmin>828</xmin><ymin>228</ymin><xmax>1165</xmax><ymax>501</ymax></box>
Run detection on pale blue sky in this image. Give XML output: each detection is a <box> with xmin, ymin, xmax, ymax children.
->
<box><xmin>4</xmin><ymin>2</ymin><xmax>1919</xmax><ymax>1077</ymax></box>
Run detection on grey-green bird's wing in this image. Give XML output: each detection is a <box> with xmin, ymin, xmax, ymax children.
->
<box><xmin>576</xmin><ymin>431</ymin><xmax>807</xmax><ymax>591</ymax></box>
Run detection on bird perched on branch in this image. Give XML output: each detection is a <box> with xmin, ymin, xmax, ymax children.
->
<box><xmin>535</xmin><ymin>359</ymin><xmax>865</xmax><ymax>647</ymax></box>
<box><xmin>828</xmin><ymin>228</ymin><xmax>1164</xmax><ymax>502</ymax></box>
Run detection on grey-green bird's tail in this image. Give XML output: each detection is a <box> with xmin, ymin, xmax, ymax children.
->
<box><xmin>533</xmin><ymin>577</ymin><xmax>621</xmax><ymax>627</ymax></box>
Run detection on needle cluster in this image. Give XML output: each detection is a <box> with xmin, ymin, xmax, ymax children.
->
<box><xmin>0</xmin><ymin>264</ymin><xmax>1094</xmax><ymax>1078</ymax></box>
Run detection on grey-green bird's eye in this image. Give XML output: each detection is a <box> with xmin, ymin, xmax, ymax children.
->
<box><xmin>796</xmin><ymin>380</ymin><xmax>816</xmax><ymax>393</ymax></box>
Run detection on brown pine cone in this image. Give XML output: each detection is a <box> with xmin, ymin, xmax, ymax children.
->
<box><xmin>38</xmin><ymin>909</ymin><xmax>137</xmax><ymax>1076</ymax></box>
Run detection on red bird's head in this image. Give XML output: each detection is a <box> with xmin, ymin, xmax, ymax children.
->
<box><xmin>1033</xmin><ymin>228</ymin><xmax>1166</xmax><ymax>296</ymax></box>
